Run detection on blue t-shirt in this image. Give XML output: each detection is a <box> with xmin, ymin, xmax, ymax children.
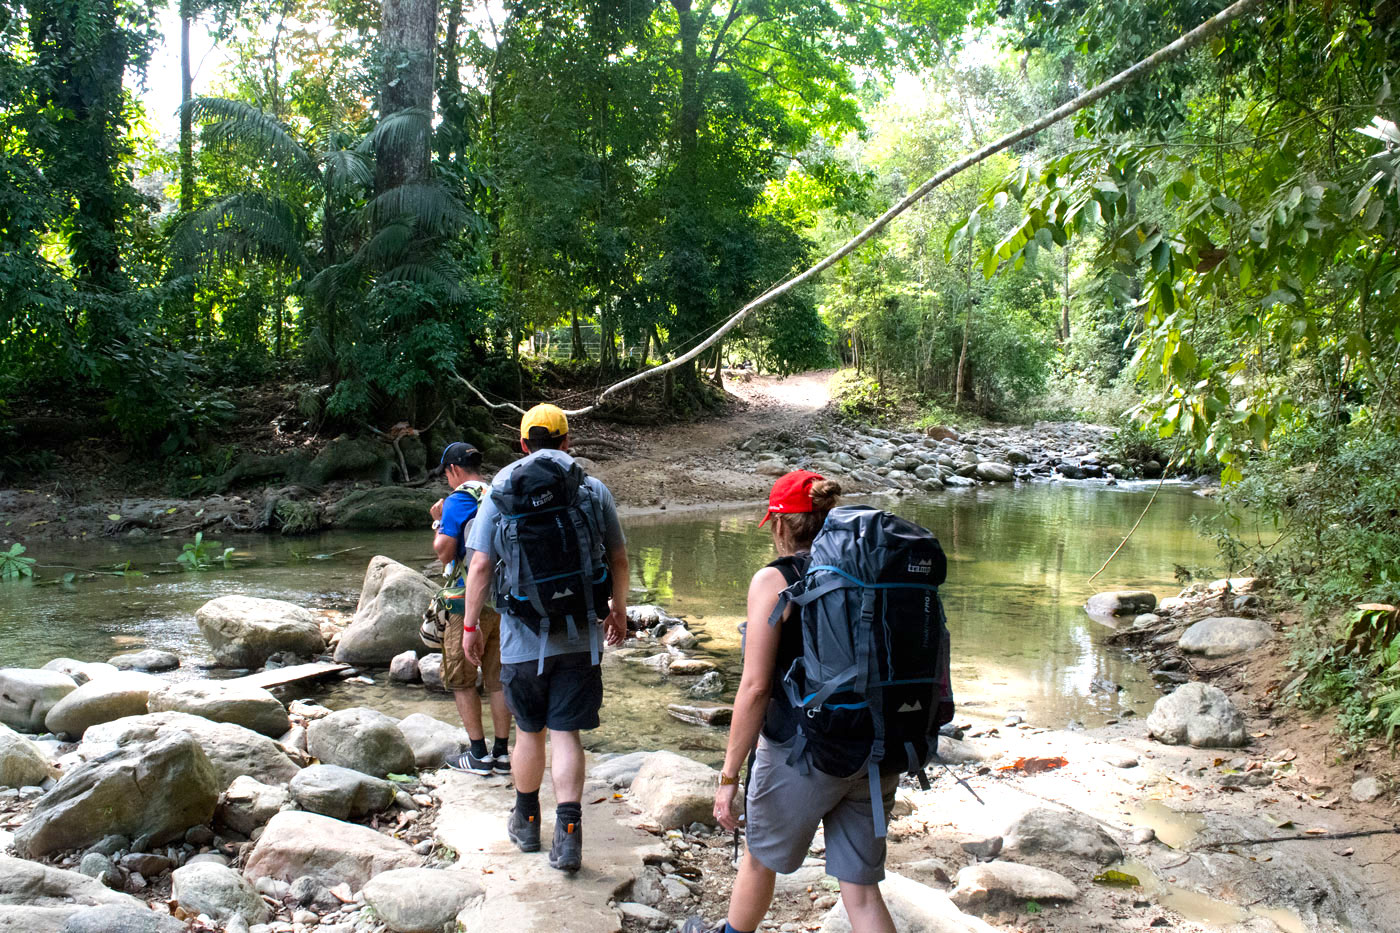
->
<box><xmin>466</xmin><ymin>449</ymin><xmax>625</xmax><ymax>664</ymax></box>
<box><xmin>438</xmin><ymin>481</ymin><xmax>485</xmax><ymax>584</ymax></box>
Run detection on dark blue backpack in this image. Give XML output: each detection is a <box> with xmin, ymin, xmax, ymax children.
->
<box><xmin>771</xmin><ymin>505</ymin><xmax>954</xmax><ymax>837</ymax></box>
<box><xmin>490</xmin><ymin>455</ymin><xmax>611</xmax><ymax>671</ymax></box>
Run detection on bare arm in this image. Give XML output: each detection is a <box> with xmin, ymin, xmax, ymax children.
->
<box><xmin>461</xmin><ymin>549</ymin><xmax>493</xmax><ymax>664</ymax></box>
<box><xmin>604</xmin><ymin>544</ymin><xmax>630</xmax><ymax>646</ymax></box>
<box><xmin>432</xmin><ymin>533</ymin><xmax>458</xmax><ymax>568</ymax></box>
<box><xmin>715</xmin><ymin>565</ymin><xmax>786</xmax><ymax>830</ymax></box>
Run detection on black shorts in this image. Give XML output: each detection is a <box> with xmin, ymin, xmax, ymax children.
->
<box><xmin>500</xmin><ymin>652</ymin><xmax>603</xmax><ymax>733</ymax></box>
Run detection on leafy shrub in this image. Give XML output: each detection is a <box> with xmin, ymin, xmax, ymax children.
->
<box><xmin>0</xmin><ymin>543</ymin><xmax>36</xmax><ymax>581</ymax></box>
<box><xmin>829</xmin><ymin>370</ymin><xmax>904</xmax><ymax>423</ymax></box>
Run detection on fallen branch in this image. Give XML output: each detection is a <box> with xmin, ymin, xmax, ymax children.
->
<box><xmin>1088</xmin><ymin>474</ymin><xmax>1168</xmax><ymax>585</ymax></box>
<box><xmin>454</xmin><ymin>0</ymin><xmax>1263</xmax><ymax>418</ymax></box>
<box><xmin>1197</xmin><ymin>826</ymin><xmax>1400</xmax><ymax>849</ymax></box>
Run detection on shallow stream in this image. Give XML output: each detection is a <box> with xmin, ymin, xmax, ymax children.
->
<box><xmin>0</xmin><ymin>482</ymin><xmax>1220</xmax><ymax>762</ymax></box>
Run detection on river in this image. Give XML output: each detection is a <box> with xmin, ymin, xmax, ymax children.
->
<box><xmin>0</xmin><ymin>482</ymin><xmax>1219</xmax><ymax>763</ymax></box>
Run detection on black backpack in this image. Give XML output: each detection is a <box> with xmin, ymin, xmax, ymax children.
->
<box><xmin>490</xmin><ymin>455</ymin><xmax>611</xmax><ymax>671</ymax></box>
<box><xmin>771</xmin><ymin>505</ymin><xmax>954</xmax><ymax>837</ymax></box>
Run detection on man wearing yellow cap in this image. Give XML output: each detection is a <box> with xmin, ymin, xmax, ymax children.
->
<box><xmin>459</xmin><ymin>403</ymin><xmax>629</xmax><ymax>873</ymax></box>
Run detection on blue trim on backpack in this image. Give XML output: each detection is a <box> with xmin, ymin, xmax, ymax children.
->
<box><xmin>808</xmin><ymin>564</ymin><xmax>942</xmax><ymax>592</ymax></box>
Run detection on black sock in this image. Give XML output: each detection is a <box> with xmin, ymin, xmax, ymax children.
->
<box><xmin>516</xmin><ymin>790</ymin><xmax>540</xmax><ymax>818</ymax></box>
<box><xmin>492</xmin><ymin>737</ymin><xmax>508</xmax><ymax>758</ymax></box>
<box><xmin>556</xmin><ymin>801</ymin><xmax>582</xmax><ymax>826</ymax></box>
<box><xmin>470</xmin><ymin>738</ymin><xmax>488</xmax><ymax>758</ymax></box>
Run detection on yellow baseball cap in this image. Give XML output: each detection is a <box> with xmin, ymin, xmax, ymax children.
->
<box><xmin>520</xmin><ymin>403</ymin><xmax>569</xmax><ymax>440</ymax></box>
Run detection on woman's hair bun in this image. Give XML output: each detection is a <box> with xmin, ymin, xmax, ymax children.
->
<box><xmin>809</xmin><ymin>478</ymin><xmax>842</xmax><ymax>511</ymax></box>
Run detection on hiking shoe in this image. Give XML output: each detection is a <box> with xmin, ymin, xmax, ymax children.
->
<box><xmin>445</xmin><ymin>750</ymin><xmax>493</xmax><ymax>776</ymax></box>
<box><xmin>492</xmin><ymin>751</ymin><xmax>511</xmax><ymax>774</ymax></box>
<box><xmin>507</xmin><ymin>806</ymin><xmax>541</xmax><ymax>853</ymax></box>
<box><xmin>548</xmin><ymin>816</ymin><xmax>582</xmax><ymax>872</ymax></box>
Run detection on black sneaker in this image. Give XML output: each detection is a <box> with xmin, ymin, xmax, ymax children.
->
<box><xmin>492</xmin><ymin>750</ymin><xmax>511</xmax><ymax>774</ymax></box>
<box><xmin>548</xmin><ymin>816</ymin><xmax>582</xmax><ymax>872</ymax></box>
<box><xmin>507</xmin><ymin>806</ymin><xmax>541</xmax><ymax>853</ymax></box>
<box><xmin>445</xmin><ymin>750</ymin><xmax>493</xmax><ymax>776</ymax></box>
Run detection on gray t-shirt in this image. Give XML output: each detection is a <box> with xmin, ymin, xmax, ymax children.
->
<box><xmin>466</xmin><ymin>448</ymin><xmax>626</xmax><ymax>664</ymax></box>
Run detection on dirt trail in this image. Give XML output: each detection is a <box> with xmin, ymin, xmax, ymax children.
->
<box><xmin>575</xmin><ymin>369</ymin><xmax>838</xmax><ymax>512</ymax></box>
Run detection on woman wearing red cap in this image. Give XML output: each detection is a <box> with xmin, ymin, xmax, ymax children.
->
<box><xmin>687</xmin><ymin>471</ymin><xmax>898</xmax><ymax>933</ymax></box>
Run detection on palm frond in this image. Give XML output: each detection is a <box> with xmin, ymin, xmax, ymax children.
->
<box><xmin>363</xmin><ymin>182</ymin><xmax>470</xmax><ymax>236</ymax></box>
<box><xmin>170</xmin><ymin>192</ymin><xmax>308</xmax><ymax>274</ymax></box>
<box><xmin>377</xmin><ymin>252</ymin><xmax>467</xmax><ymax>301</ymax></box>
<box><xmin>320</xmin><ymin>149</ymin><xmax>374</xmax><ymax>193</ymax></box>
<box><xmin>185</xmin><ymin>97</ymin><xmax>317</xmax><ymax>181</ymax></box>
<box><xmin>359</xmin><ymin>108</ymin><xmax>433</xmax><ymax>157</ymax></box>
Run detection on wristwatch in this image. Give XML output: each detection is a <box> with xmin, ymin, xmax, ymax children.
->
<box><xmin>718</xmin><ymin>772</ymin><xmax>740</xmax><ymax>786</ymax></box>
<box><xmin>431</xmin><ymin>519</ymin><xmax>442</xmax><ymax>530</ymax></box>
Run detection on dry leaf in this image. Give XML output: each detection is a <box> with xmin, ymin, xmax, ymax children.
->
<box><xmin>1304</xmin><ymin>828</ymin><xmax>1329</xmax><ymax>835</ymax></box>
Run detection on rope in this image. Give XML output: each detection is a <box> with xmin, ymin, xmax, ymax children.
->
<box><xmin>456</xmin><ymin>0</ymin><xmax>1263</xmax><ymax>419</ymax></box>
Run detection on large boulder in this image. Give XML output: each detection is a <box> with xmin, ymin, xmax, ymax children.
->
<box><xmin>1177</xmin><ymin>616</ymin><xmax>1274</xmax><ymax>658</ymax></box>
<box><xmin>217</xmin><ymin>775</ymin><xmax>291</xmax><ymax>835</ymax></box>
<box><xmin>0</xmin><ymin>723</ymin><xmax>57</xmax><ymax>787</ymax></box>
<box><xmin>0</xmin><ymin>669</ymin><xmax>77</xmax><ymax>733</ymax></box>
<box><xmin>40</xmin><ymin>659</ymin><xmax>118</xmax><ymax>686</ymax></box>
<box><xmin>1084</xmin><ymin>590</ymin><xmax>1157</xmax><ymax>621</ymax></box>
<box><xmin>44</xmin><ymin>672</ymin><xmax>162</xmax><ymax>739</ymax></box>
<box><xmin>1002</xmin><ymin>807</ymin><xmax>1122</xmax><ymax>865</ymax></box>
<box><xmin>327</xmin><ymin>487</ymin><xmax>440</xmax><ymax>531</ymax></box>
<box><xmin>307</xmin><ymin>707</ymin><xmax>414</xmax><ymax>778</ymax></box>
<box><xmin>243</xmin><ymin>811</ymin><xmax>419</xmax><ymax>889</ymax></box>
<box><xmin>106</xmin><ymin>650</ymin><xmax>179</xmax><ymax>673</ymax></box>
<box><xmin>59</xmin><ymin>904</ymin><xmax>187</xmax><ymax>933</ymax></box>
<box><xmin>396</xmin><ymin>713</ymin><xmax>466</xmax><ymax>769</ymax></box>
<box><xmin>14</xmin><ymin>732</ymin><xmax>218</xmax><ymax>857</ymax></box>
<box><xmin>629</xmin><ymin>751</ymin><xmax>718</xmax><ymax>829</ymax></box>
<box><xmin>194</xmin><ymin>596</ymin><xmax>325</xmax><ymax>668</ymax></box>
<box><xmin>949</xmin><ymin>862</ymin><xmax>1077</xmax><ymax>910</ymax></box>
<box><xmin>0</xmin><ymin>854</ymin><xmax>140</xmax><ymax>908</ymax></box>
<box><xmin>821</xmin><ymin>871</ymin><xmax>995</xmax><ymax>933</ymax></box>
<box><xmin>170</xmin><ymin>863</ymin><xmax>269</xmax><ymax>925</ymax></box>
<box><xmin>334</xmin><ymin>557</ymin><xmax>437</xmax><ymax>666</ymax></box>
<box><xmin>289</xmin><ymin>765</ymin><xmax>394</xmax><ymax>820</ymax></box>
<box><xmin>975</xmin><ymin>462</ymin><xmax>1015</xmax><ymax>483</ymax></box>
<box><xmin>1145</xmin><ymin>682</ymin><xmax>1247</xmax><ymax>748</ymax></box>
<box><xmin>82</xmin><ymin>711</ymin><xmax>300</xmax><ymax>790</ymax></box>
<box><xmin>146</xmin><ymin>680</ymin><xmax>289</xmax><ymax>737</ymax></box>
<box><xmin>362</xmin><ymin>868</ymin><xmax>483</xmax><ymax>933</ymax></box>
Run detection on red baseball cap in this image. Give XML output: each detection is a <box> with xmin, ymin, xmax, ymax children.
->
<box><xmin>759</xmin><ymin>470</ymin><xmax>825</xmax><ymax>526</ymax></box>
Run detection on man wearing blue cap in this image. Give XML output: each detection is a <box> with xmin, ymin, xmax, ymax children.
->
<box><xmin>430</xmin><ymin>441</ymin><xmax>512</xmax><ymax>774</ymax></box>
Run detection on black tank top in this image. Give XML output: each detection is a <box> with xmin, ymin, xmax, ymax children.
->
<box><xmin>761</xmin><ymin>552</ymin><xmax>809</xmax><ymax>742</ymax></box>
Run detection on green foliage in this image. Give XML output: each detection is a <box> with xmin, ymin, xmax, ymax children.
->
<box><xmin>1293</xmin><ymin>605</ymin><xmax>1400</xmax><ymax>745</ymax></box>
<box><xmin>175</xmin><ymin>532</ymin><xmax>235</xmax><ymax>572</ymax></box>
<box><xmin>830</xmin><ymin>370</ymin><xmax>906</xmax><ymax>423</ymax></box>
<box><xmin>0</xmin><ymin>543</ymin><xmax>36</xmax><ymax>581</ymax></box>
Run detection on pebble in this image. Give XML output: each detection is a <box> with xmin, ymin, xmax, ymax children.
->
<box><xmin>293</xmin><ymin>909</ymin><xmax>319</xmax><ymax>924</ymax></box>
<box><xmin>1130</xmin><ymin>827</ymin><xmax>1156</xmax><ymax>844</ymax></box>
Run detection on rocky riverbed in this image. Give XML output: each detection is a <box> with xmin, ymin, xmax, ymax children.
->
<box><xmin>0</xmin><ymin>551</ymin><xmax>1393</xmax><ymax>933</ymax></box>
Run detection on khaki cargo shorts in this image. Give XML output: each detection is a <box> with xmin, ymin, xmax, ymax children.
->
<box><xmin>441</xmin><ymin>605</ymin><xmax>503</xmax><ymax>692</ymax></box>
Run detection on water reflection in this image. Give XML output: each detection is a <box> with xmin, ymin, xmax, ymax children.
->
<box><xmin>0</xmin><ymin>483</ymin><xmax>1220</xmax><ymax>761</ymax></box>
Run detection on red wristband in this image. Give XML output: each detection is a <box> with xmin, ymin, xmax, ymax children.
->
<box><xmin>462</xmin><ymin>625</ymin><xmax>478</xmax><ymax>632</ymax></box>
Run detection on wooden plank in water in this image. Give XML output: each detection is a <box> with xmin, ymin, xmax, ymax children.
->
<box><xmin>229</xmin><ymin>661</ymin><xmax>350</xmax><ymax>691</ymax></box>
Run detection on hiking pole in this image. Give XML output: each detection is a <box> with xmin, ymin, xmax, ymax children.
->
<box><xmin>942</xmin><ymin>764</ymin><xmax>986</xmax><ymax>805</ymax></box>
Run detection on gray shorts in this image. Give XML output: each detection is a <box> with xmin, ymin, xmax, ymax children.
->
<box><xmin>745</xmin><ymin>736</ymin><xmax>899</xmax><ymax>885</ymax></box>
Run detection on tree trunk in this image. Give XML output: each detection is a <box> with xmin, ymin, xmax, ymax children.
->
<box><xmin>377</xmin><ymin>0</ymin><xmax>437</xmax><ymax>193</ymax></box>
<box><xmin>179</xmin><ymin>1</ymin><xmax>194</xmax><ymax>213</ymax></box>
<box><xmin>955</xmin><ymin>302</ymin><xmax>973</xmax><ymax>409</ymax></box>
<box><xmin>668</xmin><ymin>0</ymin><xmax>704</xmax><ymax>401</ymax></box>
<box><xmin>571</xmin><ymin>308</ymin><xmax>588</xmax><ymax>360</ymax></box>
<box><xmin>437</xmin><ymin>0</ymin><xmax>463</xmax><ymax>163</ymax></box>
